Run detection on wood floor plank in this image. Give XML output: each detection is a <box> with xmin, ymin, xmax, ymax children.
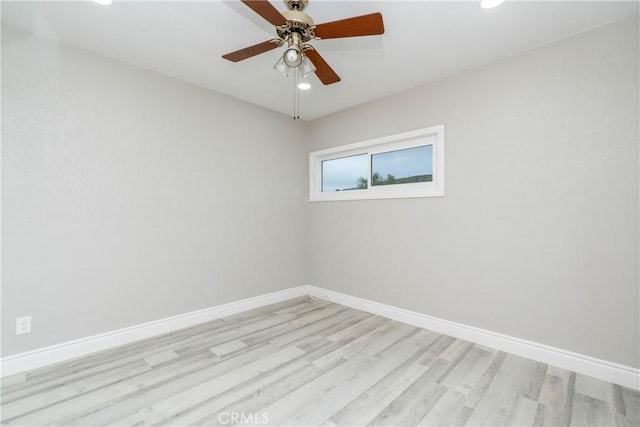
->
<box><xmin>219</xmin><ymin>297</ymin><xmax>309</xmax><ymax>322</ymax></box>
<box><xmin>418</xmin><ymin>336</ymin><xmax>457</xmax><ymax>366</ymax></box>
<box><xmin>575</xmin><ymin>372</ymin><xmax>616</xmax><ymax>405</ymax></box>
<box><xmin>311</xmin><ymin>319</ymin><xmax>398</xmax><ymax>368</ymax></box>
<box><xmin>330</xmin><ymin>361</ymin><xmax>428</xmax><ymax>426</ymax></box>
<box><xmin>507</xmin><ymin>396</ymin><xmax>539</xmax><ymax>427</ymax></box>
<box><xmin>464</xmin><ymin>351</ymin><xmax>506</xmax><ymax>409</ymax></box>
<box><xmin>325</xmin><ymin>314</ymin><xmax>388</xmax><ymax>343</ymax></box>
<box><xmin>209</xmin><ymin>340</ymin><xmax>247</xmax><ymax>357</ymax></box>
<box><xmin>153</xmin><ymin>357</ymin><xmax>311</xmax><ymax>426</ymax></box>
<box><xmin>439</xmin><ymin>346</ymin><xmax>494</xmax><ymax>395</ymax></box>
<box><xmin>171</xmin><ymin>313</ymin><xmax>295</xmax><ymax>356</ymax></box>
<box><xmin>141</xmin><ymin>346</ymin><xmax>306</xmax><ymax>425</ymax></box>
<box><xmin>535</xmin><ymin>372</ymin><xmax>572</xmax><ymax>426</ymax></box>
<box><xmin>236</xmin><ymin>312</ymin><xmax>298</xmax><ymax>334</ymax></box>
<box><xmin>288</xmin><ymin>303</ymin><xmax>346</xmax><ymax>326</ymax></box>
<box><xmin>621</xmin><ymin>387</ymin><xmax>640</xmax><ymax>422</ymax></box>
<box><xmin>0</xmin><ymin>360</ymin><xmax>151</xmax><ymax>421</ymax></box>
<box><xmin>274</xmin><ymin>298</ymin><xmax>331</xmax><ymax>316</ymax></box>
<box><xmin>613</xmin><ymin>384</ymin><xmax>627</xmax><ymax>416</ymax></box>
<box><xmin>200</xmin><ymin>361</ymin><xmax>330</xmax><ymax>426</ymax></box>
<box><xmin>406</xmin><ymin>329</ymin><xmax>442</xmax><ymax>349</ymax></box>
<box><xmin>465</xmin><ymin>354</ymin><xmax>547</xmax><ymax>426</ymax></box>
<box><xmin>417</xmin><ymin>387</ymin><xmax>467</xmax><ymax>426</ymax></box>
<box><xmin>144</xmin><ymin>350</ymin><xmax>179</xmax><ymax>367</ymax></box>
<box><xmin>59</xmin><ymin>344</ymin><xmax>277</xmax><ymax>426</ymax></box>
<box><xmin>259</xmin><ymin>352</ymin><xmax>376</xmax><ymax>425</ymax></box>
<box><xmin>571</xmin><ymin>392</ymin><xmax>618</xmax><ymax>426</ymax></box>
<box><xmin>312</xmin><ymin>311</ymin><xmax>373</xmax><ymax>339</ymax></box>
<box><xmin>268</xmin><ymin>309</ymin><xmax>355</xmax><ymax>347</ymax></box>
<box><xmin>367</xmin><ymin>359</ymin><xmax>450</xmax><ymax>426</ymax></box>
<box><xmin>562</xmin><ymin>371</ymin><xmax>578</xmax><ymax>427</ymax></box>
<box><xmin>0</xmin><ymin>374</ymin><xmax>26</xmax><ymax>388</ymax></box>
<box><xmin>615</xmin><ymin>412</ymin><xmax>637</xmax><ymax>427</ymax></box>
<box><xmin>356</xmin><ymin>322</ymin><xmax>418</xmax><ymax>356</ymax></box>
<box><xmin>533</xmin><ymin>402</ymin><xmax>551</xmax><ymax>427</ymax></box>
<box><xmin>434</xmin><ymin>342</ymin><xmax>474</xmax><ymax>384</ymax></box>
<box><xmin>277</xmin><ymin>339</ymin><xmax>424</xmax><ymax>426</ymax></box>
<box><xmin>238</xmin><ymin>306</ymin><xmax>356</xmax><ymax>348</ymax></box>
<box><xmin>539</xmin><ymin>373</ymin><xmax>570</xmax><ymax>406</ymax></box>
<box><xmin>439</xmin><ymin>339</ymin><xmax>473</xmax><ymax>362</ymax></box>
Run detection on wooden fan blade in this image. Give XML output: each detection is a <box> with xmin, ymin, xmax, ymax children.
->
<box><xmin>314</xmin><ymin>12</ymin><xmax>384</xmax><ymax>39</ymax></box>
<box><xmin>305</xmin><ymin>49</ymin><xmax>341</xmax><ymax>85</ymax></box>
<box><xmin>222</xmin><ymin>40</ymin><xmax>278</xmax><ymax>62</ymax></box>
<box><xmin>241</xmin><ymin>0</ymin><xmax>287</xmax><ymax>26</ymax></box>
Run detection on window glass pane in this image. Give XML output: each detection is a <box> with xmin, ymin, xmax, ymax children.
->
<box><xmin>322</xmin><ymin>154</ymin><xmax>368</xmax><ymax>192</ymax></box>
<box><xmin>371</xmin><ymin>145</ymin><xmax>433</xmax><ymax>186</ymax></box>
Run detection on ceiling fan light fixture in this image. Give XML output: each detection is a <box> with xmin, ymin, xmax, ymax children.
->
<box><xmin>298</xmin><ymin>82</ymin><xmax>311</xmax><ymax>90</ymax></box>
<box><xmin>299</xmin><ymin>55</ymin><xmax>316</xmax><ymax>78</ymax></box>
<box><xmin>273</xmin><ymin>56</ymin><xmax>291</xmax><ymax>76</ymax></box>
<box><xmin>480</xmin><ymin>0</ymin><xmax>504</xmax><ymax>9</ymax></box>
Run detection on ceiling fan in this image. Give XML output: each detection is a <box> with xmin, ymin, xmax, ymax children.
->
<box><xmin>222</xmin><ymin>0</ymin><xmax>385</xmax><ymax>85</ymax></box>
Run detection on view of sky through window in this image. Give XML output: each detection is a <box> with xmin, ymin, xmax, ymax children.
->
<box><xmin>322</xmin><ymin>154</ymin><xmax>368</xmax><ymax>192</ymax></box>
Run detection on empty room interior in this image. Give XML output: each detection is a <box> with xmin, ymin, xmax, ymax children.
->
<box><xmin>1</xmin><ymin>0</ymin><xmax>639</xmax><ymax>426</ymax></box>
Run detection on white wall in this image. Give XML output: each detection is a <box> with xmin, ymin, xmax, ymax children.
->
<box><xmin>1</xmin><ymin>25</ymin><xmax>308</xmax><ymax>357</ymax></box>
<box><xmin>307</xmin><ymin>16</ymin><xmax>639</xmax><ymax>368</ymax></box>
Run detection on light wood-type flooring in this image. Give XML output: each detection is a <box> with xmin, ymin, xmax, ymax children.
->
<box><xmin>1</xmin><ymin>297</ymin><xmax>639</xmax><ymax>426</ymax></box>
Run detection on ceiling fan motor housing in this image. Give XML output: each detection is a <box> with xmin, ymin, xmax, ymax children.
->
<box><xmin>277</xmin><ymin>10</ymin><xmax>315</xmax><ymax>43</ymax></box>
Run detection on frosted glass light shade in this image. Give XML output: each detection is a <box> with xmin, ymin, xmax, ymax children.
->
<box><xmin>273</xmin><ymin>56</ymin><xmax>290</xmax><ymax>76</ymax></box>
<box><xmin>299</xmin><ymin>56</ymin><xmax>316</xmax><ymax>78</ymax></box>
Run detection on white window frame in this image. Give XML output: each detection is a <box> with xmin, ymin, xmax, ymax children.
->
<box><xmin>309</xmin><ymin>125</ymin><xmax>444</xmax><ymax>202</ymax></box>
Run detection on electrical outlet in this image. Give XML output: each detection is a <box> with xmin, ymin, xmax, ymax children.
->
<box><xmin>16</xmin><ymin>316</ymin><xmax>31</xmax><ymax>335</ymax></box>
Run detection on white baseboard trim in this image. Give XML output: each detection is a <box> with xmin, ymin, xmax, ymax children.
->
<box><xmin>2</xmin><ymin>285</ymin><xmax>638</xmax><ymax>390</ymax></box>
<box><xmin>304</xmin><ymin>285</ymin><xmax>640</xmax><ymax>390</ymax></box>
<box><xmin>0</xmin><ymin>286</ymin><xmax>307</xmax><ymax>378</ymax></box>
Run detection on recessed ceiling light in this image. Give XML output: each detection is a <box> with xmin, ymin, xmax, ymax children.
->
<box><xmin>481</xmin><ymin>0</ymin><xmax>504</xmax><ymax>9</ymax></box>
<box><xmin>93</xmin><ymin>0</ymin><xmax>113</xmax><ymax>5</ymax></box>
<box><xmin>298</xmin><ymin>83</ymin><xmax>311</xmax><ymax>90</ymax></box>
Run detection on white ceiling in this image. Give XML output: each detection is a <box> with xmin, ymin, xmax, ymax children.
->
<box><xmin>2</xmin><ymin>1</ymin><xmax>638</xmax><ymax>120</ymax></box>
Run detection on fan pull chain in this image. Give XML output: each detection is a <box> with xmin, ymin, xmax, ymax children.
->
<box><xmin>293</xmin><ymin>69</ymin><xmax>300</xmax><ymax>120</ymax></box>
<box><xmin>297</xmin><ymin>70</ymin><xmax>301</xmax><ymax>120</ymax></box>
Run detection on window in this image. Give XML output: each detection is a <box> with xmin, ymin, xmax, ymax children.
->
<box><xmin>309</xmin><ymin>125</ymin><xmax>444</xmax><ymax>201</ymax></box>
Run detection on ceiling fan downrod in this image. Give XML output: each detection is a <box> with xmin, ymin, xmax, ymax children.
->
<box><xmin>284</xmin><ymin>0</ymin><xmax>307</xmax><ymax>11</ymax></box>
